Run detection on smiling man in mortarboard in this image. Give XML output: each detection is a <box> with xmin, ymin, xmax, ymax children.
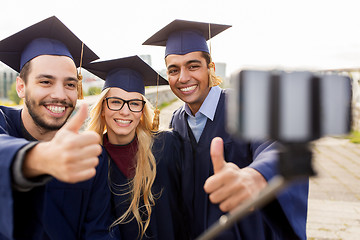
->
<box><xmin>144</xmin><ymin>19</ymin><xmax>308</xmax><ymax>240</ymax></box>
<box><xmin>0</xmin><ymin>16</ymin><xmax>112</xmax><ymax>240</ymax></box>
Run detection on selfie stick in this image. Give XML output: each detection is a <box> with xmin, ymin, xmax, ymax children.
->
<box><xmin>196</xmin><ymin>142</ymin><xmax>313</xmax><ymax>240</ymax></box>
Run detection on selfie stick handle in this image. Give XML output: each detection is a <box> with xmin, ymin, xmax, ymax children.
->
<box><xmin>196</xmin><ymin>142</ymin><xmax>314</xmax><ymax>240</ymax></box>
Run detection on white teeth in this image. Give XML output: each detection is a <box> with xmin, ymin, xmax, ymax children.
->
<box><xmin>180</xmin><ymin>85</ymin><xmax>196</xmax><ymax>92</ymax></box>
<box><xmin>46</xmin><ymin>105</ymin><xmax>65</xmax><ymax>113</ymax></box>
<box><xmin>115</xmin><ymin>119</ymin><xmax>131</xmax><ymax>124</ymax></box>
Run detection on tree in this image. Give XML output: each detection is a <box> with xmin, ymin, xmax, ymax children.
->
<box><xmin>8</xmin><ymin>81</ymin><xmax>21</xmax><ymax>105</ymax></box>
<box><xmin>87</xmin><ymin>86</ymin><xmax>101</xmax><ymax>96</ymax></box>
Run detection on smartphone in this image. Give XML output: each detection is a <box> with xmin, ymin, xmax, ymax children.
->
<box><xmin>226</xmin><ymin>69</ymin><xmax>352</xmax><ymax>142</ymax></box>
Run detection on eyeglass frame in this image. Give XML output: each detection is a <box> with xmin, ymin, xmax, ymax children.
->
<box><xmin>104</xmin><ymin>97</ymin><xmax>146</xmax><ymax>112</ymax></box>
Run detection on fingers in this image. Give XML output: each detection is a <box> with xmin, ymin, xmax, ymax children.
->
<box><xmin>204</xmin><ymin>138</ymin><xmax>230</xmax><ymax>197</ymax></box>
<box><xmin>207</xmin><ymin>173</ymin><xmax>251</xmax><ymax>212</ymax></box>
<box><xmin>62</xmin><ymin>103</ymin><xmax>88</xmax><ymax>133</ymax></box>
<box><xmin>205</xmin><ymin>163</ymin><xmax>240</xmax><ymax>200</ymax></box>
<box><xmin>62</xmin><ymin>164</ymin><xmax>98</xmax><ymax>183</ymax></box>
<box><xmin>204</xmin><ymin>162</ymin><xmax>237</xmax><ymax>194</ymax></box>
<box><xmin>78</xmin><ymin>131</ymin><xmax>101</xmax><ymax>146</ymax></box>
<box><xmin>72</xmin><ymin>144</ymin><xmax>102</xmax><ymax>162</ymax></box>
<box><xmin>45</xmin><ymin>117</ymin><xmax>102</xmax><ymax>183</ymax></box>
<box><xmin>210</xmin><ymin>137</ymin><xmax>226</xmax><ymax>174</ymax></box>
<box><xmin>54</xmin><ymin>135</ymin><xmax>102</xmax><ymax>183</ymax></box>
<box><xmin>204</xmin><ymin>173</ymin><xmax>222</xmax><ymax>194</ymax></box>
<box><xmin>219</xmin><ymin>191</ymin><xmax>250</xmax><ymax>213</ymax></box>
<box><xmin>53</xmin><ymin>115</ymin><xmax>101</xmax><ymax>148</ymax></box>
<box><xmin>207</xmin><ymin>179</ymin><xmax>233</xmax><ymax>204</ymax></box>
<box><xmin>51</xmin><ymin>150</ymin><xmax>101</xmax><ymax>183</ymax></box>
<box><xmin>57</xmin><ymin>130</ymin><xmax>101</xmax><ymax>149</ymax></box>
<box><xmin>206</xmin><ymin>167</ymin><xmax>268</xmax><ymax>212</ymax></box>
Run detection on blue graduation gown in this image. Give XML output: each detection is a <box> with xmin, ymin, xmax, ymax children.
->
<box><xmin>0</xmin><ymin>106</ymin><xmax>113</xmax><ymax>240</ymax></box>
<box><xmin>170</xmin><ymin>89</ymin><xmax>309</xmax><ymax>240</ymax></box>
<box><xmin>104</xmin><ymin>131</ymin><xmax>188</xmax><ymax>240</ymax></box>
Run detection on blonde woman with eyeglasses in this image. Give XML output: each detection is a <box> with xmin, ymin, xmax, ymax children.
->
<box><xmin>85</xmin><ymin>56</ymin><xmax>189</xmax><ymax>240</ymax></box>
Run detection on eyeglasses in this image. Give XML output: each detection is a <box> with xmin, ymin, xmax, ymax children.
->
<box><xmin>105</xmin><ymin>97</ymin><xmax>146</xmax><ymax>112</ymax></box>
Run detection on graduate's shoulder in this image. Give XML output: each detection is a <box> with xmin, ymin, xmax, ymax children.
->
<box><xmin>153</xmin><ymin>129</ymin><xmax>182</xmax><ymax>145</ymax></box>
<box><xmin>0</xmin><ymin>105</ymin><xmax>21</xmax><ymax>121</ymax></box>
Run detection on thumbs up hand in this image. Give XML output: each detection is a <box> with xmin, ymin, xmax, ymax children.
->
<box><xmin>24</xmin><ymin>104</ymin><xmax>102</xmax><ymax>183</ymax></box>
<box><xmin>204</xmin><ymin>137</ymin><xmax>267</xmax><ymax>212</ymax></box>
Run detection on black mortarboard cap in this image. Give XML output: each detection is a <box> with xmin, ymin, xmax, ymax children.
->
<box><xmin>0</xmin><ymin>16</ymin><xmax>99</xmax><ymax>72</ymax></box>
<box><xmin>143</xmin><ymin>19</ymin><xmax>231</xmax><ymax>57</ymax></box>
<box><xmin>83</xmin><ymin>55</ymin><xmax>168</xmax><ymax>95</ymax></box>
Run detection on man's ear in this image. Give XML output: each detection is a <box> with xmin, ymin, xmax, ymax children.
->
<box><xmin>16</xmin><ymin>76</ymin><xmax>25</xmax><ymax>98</ymax></box>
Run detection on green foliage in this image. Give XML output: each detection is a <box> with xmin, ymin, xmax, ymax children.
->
<box><xmin>348</xmin><ymin>131</ymin><xmax>360</xmax><ymax>144</ymax></box>
<box><xmin>7</xmin><ymin>81</ymin><xmax>21</xmax><ymax>105</ymax></box>
<box><xmin>158</xmin><ymin>98</ymin><xmax>178</xmax><ymax>110</ymax></box>
<box><xmin>86</xmin><ymin>86</ymin><xmax>101</xmax><ymax>96</ymax></box>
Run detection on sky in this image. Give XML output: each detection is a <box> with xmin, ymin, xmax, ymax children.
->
<box><xmin>1</xmin><ymin>0</ymin><xmax>360</xmax><ymax>77</ymax></box>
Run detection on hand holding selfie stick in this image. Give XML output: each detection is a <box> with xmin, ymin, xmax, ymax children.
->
<box><xmin>197</xmin><ymin>70</ymin><xmax>352</xmax><ymax>240</ymax></box>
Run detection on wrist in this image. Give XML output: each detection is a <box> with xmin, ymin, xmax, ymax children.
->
<box><xmin>244</xmin><ymin>167</ymin><xmax>267</xmax><ymax>191</ymax></box>
<box><xmin>23</xmin><ymin>141</ymin><xmax>50</xmax><ymax>178</ymax></box>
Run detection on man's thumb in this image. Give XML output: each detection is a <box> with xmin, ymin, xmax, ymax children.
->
<box><xmin>63</xmin><ymin>104</ymin><xmax>88</xmax><ymax>133</ymax></box>
<box><xmin>210</xmin><ymin>137</ymin><xmax>226</xmax><ymax>174</ymax></box>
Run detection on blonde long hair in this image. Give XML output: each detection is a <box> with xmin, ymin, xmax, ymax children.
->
<box><xmin>201</xmin><ymin>51</ymin><xmax>223</xmax><ymax>87</ymax></box>
<box><xmin>87</xmin><ymin>88</ymin><xmax>157</xmax><ymax>239</ymax></box>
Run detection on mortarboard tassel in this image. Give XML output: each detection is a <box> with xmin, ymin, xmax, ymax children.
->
<box><xmin>77</xmin><ymin>42</ymin><xmax>84</xmax><ymax>99</ymax></box>
<box><xmin>77</xmin><ymin>73</ymin><xmax>84</xmax><ymax>99</ymax></box>
<box><xmin>152</xmin><ymin>108</ymin><xmax>160</xmax><ymax>131</ymax></box>
<box><xmin>151</xmin><ymin>74</ymin><xmax>160</xmax><ymax>131</ymax></box>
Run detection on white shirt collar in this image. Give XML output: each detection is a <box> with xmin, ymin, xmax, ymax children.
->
<box><xmin>184</xmin><ymin>86</ymin><xmax>222</xmax><ymax>121</ymax></box>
